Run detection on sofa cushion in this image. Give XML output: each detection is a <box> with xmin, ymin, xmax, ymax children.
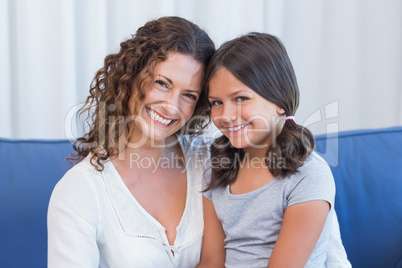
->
<box><xmin>0</xmin><ymin>139</ymin><xmax>74</xmax><ymax>267</ymax></box>
<box><xmin>315</xmin><ymin>127</ymin><xmax>402</xmax><ymax>268</ymax></box>
<box><xmin>1</xmin><ymin>126</ymin><xmax>401</xmax><ymax>267</ymax></box>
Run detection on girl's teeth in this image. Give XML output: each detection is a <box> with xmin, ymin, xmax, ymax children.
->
<box><xmin>228</xmin><ymin>124</ymin><xmax>248</xmax><ymax>131</ymax></box>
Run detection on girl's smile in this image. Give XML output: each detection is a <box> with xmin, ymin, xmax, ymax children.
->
<box><xmin>224</xmin><ymin>122</ymin><xmax>251</xmax><ymax>134</ymax></box>
<box><xmin>208</xmin><ymin>67</ymin><xmax>284</xmax><ymax>149</ymax></box>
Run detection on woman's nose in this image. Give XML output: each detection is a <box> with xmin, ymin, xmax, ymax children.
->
<box><xmin>161</xmin><ymin>92</ymin><xmax>180</xmax><ymax>117</ymax></box>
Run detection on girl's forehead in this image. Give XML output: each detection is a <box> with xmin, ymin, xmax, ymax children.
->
<box><xmin>209</xmin><ymin>68</ymin><xmax>254</xmax><ymax>95</ymax></box>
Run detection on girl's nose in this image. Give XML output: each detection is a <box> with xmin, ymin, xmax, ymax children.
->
<box><xmin>221</xmin><ymin>103</ymin><xmax>238</xmax><ymax>122</ymax></box>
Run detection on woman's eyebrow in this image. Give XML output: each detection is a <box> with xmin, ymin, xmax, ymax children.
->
<box><xmin>158</xmin><ymin>74</ymin><xmax>173</xmax><ymax>85</ymax></box>
<box><xmin>184</xmin><ymin>89</ymin><xmax>201</xmax><ymax>95</ymax></box>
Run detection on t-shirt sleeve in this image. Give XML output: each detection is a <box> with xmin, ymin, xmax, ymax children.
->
<box><xmin>287</xmin><ymin>164</ymin><xmax>335</xmax><ymax>209</ymax></box>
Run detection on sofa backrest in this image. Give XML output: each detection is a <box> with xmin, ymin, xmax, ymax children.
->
<box><xmin>315</xmin><ymin>127</ymin><xmax>402</xmax><ymax>268</ymax></box>
<box><xmin>1</xmin><ymin>127</ymin><xmax>401</xmax><ymax>267</ymax></box>
<box><xmin>0</xmin><ymin>139</ymin><xmax>74</xmax><ymax>267</ymax></box>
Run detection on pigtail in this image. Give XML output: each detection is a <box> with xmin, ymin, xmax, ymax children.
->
<box><xmin>266</xmin><ymin>119</ymin><xmax>315</xmax><ymax>177</ymax></box>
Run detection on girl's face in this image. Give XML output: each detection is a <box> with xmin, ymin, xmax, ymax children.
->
<box><xmin>208</xmin><ymin>67</ymin><xmax>285</xmax><ymax>149</ymax></box>
<box><xmin>132</xmin><ymin>52</ymin><xmax>203</xmax><ymax>144</ymax></box>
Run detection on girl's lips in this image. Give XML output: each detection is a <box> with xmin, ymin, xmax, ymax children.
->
<box><xmin>225</xmin><ymin>122</ymin><xmax>250</xmax><ymax>134</ymax></box>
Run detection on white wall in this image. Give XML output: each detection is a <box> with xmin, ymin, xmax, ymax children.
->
<box><xmin>1</xmin><ymin>0</ymin><xmax>401</xmax><ymax>139</ymax></box>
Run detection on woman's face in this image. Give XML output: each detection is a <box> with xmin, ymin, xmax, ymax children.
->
<box><xmin>132</xmin><ymin>52</ymin><xmax>203</xmax><ymax>144</ymax></box>
<box><xmin>208</xmin><ymin>67</ymin><xmax>284</xmax><ymax>149</ymax></box>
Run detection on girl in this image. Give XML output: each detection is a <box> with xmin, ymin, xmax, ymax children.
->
<box><xmin>198</xmin><ymin>33</ymin><xmax>350</xmax><ymax>267</ymax></box>
<box><xmin>48</xmin><ymin>16</ymin><xmax>215</xmax><ymax>267</ymax></box>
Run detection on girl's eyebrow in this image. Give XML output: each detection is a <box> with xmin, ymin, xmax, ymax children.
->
<box><xmin>209</xmin><ymin>90</ymin><xmax>250</xmax><ymax>99</ymax></box>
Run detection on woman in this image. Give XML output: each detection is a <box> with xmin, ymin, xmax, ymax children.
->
<box><xmin>48</xmin><ymin>16</ymin><xmax>215</xmax><ymax>267</ymax></box>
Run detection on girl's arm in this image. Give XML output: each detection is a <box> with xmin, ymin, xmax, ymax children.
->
<box><xmin>197</xmin><ymin>196</ymin><xmax>226</xmax><ymax>268</ymax></box>
<box><xmin>267</xmin><ymin>200</ymin><xmax>330</xmax><ymax>268</ymax></box>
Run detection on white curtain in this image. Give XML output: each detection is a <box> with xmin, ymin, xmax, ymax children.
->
<box><xmin>1</xmin><ymin>0</ymin><xmax>401</xmax><ymax>139</ymax></box>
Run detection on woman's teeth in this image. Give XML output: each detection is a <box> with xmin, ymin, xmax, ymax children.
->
<box><xmin>148</xmin><ymin>109</ymin><xmax>173</xmax><ymax>126</ymax></box>
<box><xmin>228</xmin><ymin>123</ymin><xmax>249</xmax><ymax>131</ymax></box>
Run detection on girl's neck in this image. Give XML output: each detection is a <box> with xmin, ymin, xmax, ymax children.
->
<box><xmin>243</xmin><ymin>146</ymin><xmax>269</xmax><ymax>160</ymax></box>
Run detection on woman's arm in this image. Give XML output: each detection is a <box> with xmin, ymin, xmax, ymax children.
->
<box><xmin>197</xmin><ymin>196</ymin><xmax>226</xmax><ymax>268</ymax></box>
<box><xmin>47</xmin><ymin>168</ymin><xmax>100</xmax><ymax>267</ymax></box>
<box><xmin>267</xmin><ymin>200</ymin><xmax>330</xmax><ymax>268</ymax></box>
<box><xmin>325</xmin><ymin>211</ymin><xmax>352</xmax><ymax>267</ymax></box>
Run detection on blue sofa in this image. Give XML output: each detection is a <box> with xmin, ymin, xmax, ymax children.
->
<box><xmin>1</xmin><ymin>127</ymin><xmax>401</xmax><ymax>267</ymax></box>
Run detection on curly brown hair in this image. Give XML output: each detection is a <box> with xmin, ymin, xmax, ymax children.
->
<box><xmin>68</xmin><ymin>16</ymin><xmax>215</xmax><ymax>171</ymax></box>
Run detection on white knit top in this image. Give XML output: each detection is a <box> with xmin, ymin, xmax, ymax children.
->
<box><xmin>48</xmin><ymin>135</ymin><xmax>209</xmax><ymax>267</ymax></box>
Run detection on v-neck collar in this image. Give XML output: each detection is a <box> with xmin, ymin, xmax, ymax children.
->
<box><xmin>104</xmin><ymin>135</ymin><xmax>191</xmax><ymax>247</ymax></box>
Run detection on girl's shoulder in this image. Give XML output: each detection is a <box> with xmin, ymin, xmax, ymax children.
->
<box><xmin>284</xmin><ymin>151</ymin><xmax>335</xmax><ymax>194</ymax></box>
<box><xmin>298</xmin><ymin>151</ymin><xmax>332</xmax><ymax>176</ymax></box>
<box><xmin>285</xmin><ymin>151</ymin><xmax>336</xmax><ymax>207</ymax></box>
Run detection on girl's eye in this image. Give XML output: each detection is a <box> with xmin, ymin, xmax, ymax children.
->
<box><xmin>235</xmin><ymin>96</ymin><xmax>248</xmax><ymax>102</ymax></box>
<box><xmin>155</xmin><ymin>80</ymin><xmax>169</xmax><ymax>89</ymax></box>
<box><xmin>210</xmin><ymin>100</ymin><xmax>222</xmax><ymax>106</ymax></box>
<box><xmin>184</xmin><ymin>94</ymin><xmax>198</xmax><ymax>101</ymax></box>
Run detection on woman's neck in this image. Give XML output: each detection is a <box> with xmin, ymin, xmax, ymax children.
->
<box><xmin>115</xmin><ymin>133</ymin><xmax>178</xmax><ymax>162</ymax></box>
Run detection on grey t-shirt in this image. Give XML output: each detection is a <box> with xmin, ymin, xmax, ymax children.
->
<box><xmin>203</xmin><ymin>152</ymin><xmax>335</xmax><ymax>268</ymax></box>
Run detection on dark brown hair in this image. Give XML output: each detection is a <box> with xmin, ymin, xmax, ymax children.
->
<box><xmin>204</xmin><ymin>32</ymin><xmax>315</xmax><ymax>190</ymax></box>
<box><xmin>68</xmin><ymin>16</ymin><xmax>215</xmax><ymax>170</ymax></box>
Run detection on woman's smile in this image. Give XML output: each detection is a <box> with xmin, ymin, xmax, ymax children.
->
<box><xmin>145</xmin><ymin>107</ymin><xmax>178</xmax><ymax>127</ymax></box>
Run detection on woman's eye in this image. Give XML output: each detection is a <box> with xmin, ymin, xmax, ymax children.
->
<box><xmin>155</xmin><ymin>80</ymin><xmax>169</xmax><ymax>89</ymax></box>
<box><xmin>235</xmin><ymin>96</ymin><xmax>248</xmax><ymax>102</ymax></box>
<box><xmin>185</xmin><ymin>94</ymin><xmax>197</xmax><ymax>101</ymax></box>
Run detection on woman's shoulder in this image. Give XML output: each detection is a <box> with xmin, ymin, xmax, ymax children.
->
<box><xmin>178</xmin><ymin>134</ymin><xmax>214</xmax><ymax>153</ymax></box>
<box><xmin>53</xmin><ymin>155</ymin><xmax>101</xmax><ymax>196</ymax></box>
<box><xmin>48</xmin><ymin>155</ymin><xmax>102</xmax><ymax>237</ymax></box>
